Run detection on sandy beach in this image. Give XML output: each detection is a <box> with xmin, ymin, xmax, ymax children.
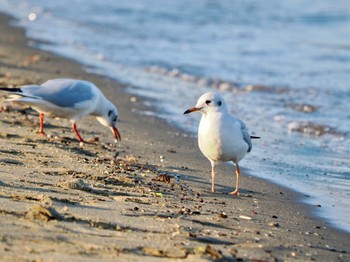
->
<box><xmin>0</xmin><ymin>13</ymin><xmax>349</xmax><ymax>261</ymax></box>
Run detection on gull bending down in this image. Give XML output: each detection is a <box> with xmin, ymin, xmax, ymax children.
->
<box><xmin>184</xmin><ymin>92</ymin><xmax>259</xmax><ymax>195</ymax></box>
<box><xmin>0</xmin><ymin>78</ymin><xmax>121</xmax><ymax>142</ymax></box>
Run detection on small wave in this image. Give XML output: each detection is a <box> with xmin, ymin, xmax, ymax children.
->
<box><xmin>144</xmin><ymin>65</ymin><xmax>293</xmax><ymax>95</ymax></box>
<box><xmin>286</xmin><ymin>103</ymin><xmax>319</xmax><ymax>113</ymax></box>
<box><xmin>288</xmin><ymin>121</ymin><xmax>345</xmax><ymax>137</ymax></box>
<box><xmin>144</xmin><ymin>66</ymin><xmax>241</xmax><ymax>93</ymax></box>
<box><xmin>242</xmin><ymin>84</ymin><xmax>290</xmax><ymax>94</ymax></box>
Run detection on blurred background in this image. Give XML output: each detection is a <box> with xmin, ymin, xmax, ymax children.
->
<box><xmin>0</xmin><ymin>0</ymin><xmax>349</xmax><ymax>231</ymax></box>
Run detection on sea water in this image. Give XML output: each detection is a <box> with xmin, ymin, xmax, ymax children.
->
<box><xmin>0</xmin><ymin>0</ymin><xmax>349</xmax><ymax>232</ymax></box>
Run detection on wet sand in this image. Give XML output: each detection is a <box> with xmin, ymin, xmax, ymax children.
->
<box><xmin>0</xmin><ymin>13</ymin><xmax>349</xmax><ymax>261</ymax></box>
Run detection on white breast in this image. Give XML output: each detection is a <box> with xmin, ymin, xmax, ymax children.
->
<box><xmin>198</xmin><ymin>112</ymin><xmax>249</xmax><ymax>164</ymax></box>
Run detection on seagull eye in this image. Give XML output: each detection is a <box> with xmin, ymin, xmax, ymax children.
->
<box><xmin>205</xmin><ymin>100</ymin><xmax>211</xmax><ymax>105</ymax></box>
<box><xmin>217</xmin><ymin>101</ymin><xmax>222</xmax><ymax>106</ymax></box>
<box><xmin>112</xmin><ymin>117</ymin><xmax>118</xmax><ymax>122</ymax></box>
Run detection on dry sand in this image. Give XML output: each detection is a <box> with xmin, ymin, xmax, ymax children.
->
<box><xmin>0</xmin><ymin>13</ymin><xmax>349</xmax><ymax>261</ymax></box>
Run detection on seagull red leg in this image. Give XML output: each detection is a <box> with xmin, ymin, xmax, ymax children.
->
<box><xmin>72</xmin><ymin>121</ymin><xmax>84</xmax><ymax>142</ymax></box>
<box><xmin>229</xmin><ymin>162</ymin><xmax>240</xmax><ymax>196</ymax></box>
<box><xmin>39</xmin><ymin>113</ymin><xmax>46</xmax><ymax>135</ymax></box>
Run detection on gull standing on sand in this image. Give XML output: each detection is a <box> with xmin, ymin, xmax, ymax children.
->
<box><xmin>0</xmin><ymin>78</ymin><xmax>121</xmax><ymax>142</ymax></box>
<box><xmin>184</xmin><ymin>92</ymin><xmax>259</xmax><ymax>195</ymax></box>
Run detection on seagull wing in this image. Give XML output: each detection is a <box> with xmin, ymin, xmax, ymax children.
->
<box><xmin>25</xmin><ymin>79</ymin><xmax>96</xmax><ymax>108</ymax></box>
<box><xmin>238</xmin><ymin>119</ymin><xmax>253</xmax><ymax>153</ymax></box>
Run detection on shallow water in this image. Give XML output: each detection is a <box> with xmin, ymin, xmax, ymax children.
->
<box><xmin>0</xmin><ymin>0</ymin><xmax>349</xmax><ymax>232</ymax></box>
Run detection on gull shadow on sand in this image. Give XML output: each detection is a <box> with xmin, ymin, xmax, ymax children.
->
<box><xmin>33</xmin><ymin>139</ymin><xmax>99</xmax><ymax>157</ymax></box>
<box><xmin>163</xmin><ymin>171</ymin><xmax>208</xmax><ymax>186</ymax></box>
<box><xmin>166</xmin><ymin>165</ymin><xmax>197</xmax><ymax>172</ymax></box>
<box><xmin>186</xmin><ymin>218</ymin><xmax>235</xmax><ymax>230</ymax></box>
<box><xmin>64</xmin><ymin>215</ymin><xmax>164</xmax><ymax>235</ymax></box>
<box><xmin>0</xmin><ymin>183</ymin><xmax>68</xmax><ymax>195</ymax></box>
<box><xmin>204</xmin><ymin>188</ymin><xmax>262</xmax><ymax>198</ymax></box>
<box><xmin>167</xmin><ymin>165</ymin><xmax>263</xmax><ymax>198</ymax></box>
<box><xmin>123</xmin><ymin>212</ymin><xmax>235</xmax><ymax>231</ymax></box>
<box><xmin>186</xmin><ymin>236</ymin><xmax>234</xmax><ymax>246</ymax></box>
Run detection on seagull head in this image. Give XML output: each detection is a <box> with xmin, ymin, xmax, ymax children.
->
<box><xmin>96</xmin><ymin>103</ymin><xmax>121</xmax><ymax>142</ymax></box>
<box><xmin>184</xmin><ymin>92</ymin><xmax>227</xmax><ymax>115</ymax></box>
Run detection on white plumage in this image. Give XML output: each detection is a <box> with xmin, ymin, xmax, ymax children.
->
<box><xmin>184</xmin><ymin>92</ymin><xmax>259</xmax><ymax>195</ymax></box>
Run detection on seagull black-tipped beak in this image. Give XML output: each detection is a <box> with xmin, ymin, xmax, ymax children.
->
<box><xmin>183</xmin><ymin>107</ymin><xmax>201</xmax><ymax>114</ymax></box>
<box><xmin>112</xmin><ymin>127</ymin><xmax>121</xmax><ymax>142</ymax></box>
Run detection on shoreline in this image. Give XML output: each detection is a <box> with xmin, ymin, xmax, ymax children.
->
<box><xmin>0</xmin><ymin>12</ymin><xmax>349</xmax><ymax>261</ymax></box>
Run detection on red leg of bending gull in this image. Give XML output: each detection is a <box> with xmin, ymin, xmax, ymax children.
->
<box><xmin>39</xmin><ymin>113</ymin><xmax>46</xmax><ymax>135</ymax></box>
<box><xmin>72</xmin><ymin>121</ymin><xmax>84</xmax><ymax>142</ymax></box>
<box><xmin>229</xmin><ymin>162</ymin><xmax>240</xmax><ymax>196</ymax></box>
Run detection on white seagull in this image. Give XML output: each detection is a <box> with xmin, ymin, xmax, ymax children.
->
<box><xmin>0</xmin><ymin>78</ymin><xmax>121</xmax><ymax>142</ymax></box>
<box><xmin>184</xmin><ymin>92</ymin><xmax>259</xmax><ymax>195</ymax></box>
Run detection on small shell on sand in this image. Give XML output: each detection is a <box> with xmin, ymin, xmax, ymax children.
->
<box><xmin>26</xmin><ymin>205</ymin><xmax>63</xmax><ymax>222</ymax></box>
<box><xmin>61</xmin><ymin>178</ymin><xmax>92</xmax><ymax>191</ymax></box>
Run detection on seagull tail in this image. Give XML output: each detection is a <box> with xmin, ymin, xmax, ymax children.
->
<box><xmin>0</xmin><ymin>87</ymin><xmax>40</xmax><ymax>100</ymax></box>
<box><xmin>0</xmin><ymin>87</ymin><xmax>22</xmax><ymax>93</ymax></box>
<box><xmin>250</xmin><ymin>136</ymin><xmax>261</xmax><ymax>139</ymax></box>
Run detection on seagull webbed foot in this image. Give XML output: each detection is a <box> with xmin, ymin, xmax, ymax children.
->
<box><xmin>228</xmin><ymin>190</ymin><xmax>240</xmax><ymax>196</ymax></box>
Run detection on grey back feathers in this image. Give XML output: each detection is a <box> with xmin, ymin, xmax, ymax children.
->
<box><xmin>1</xmin><ymin>79</ymin><xmax>96</xmax><ymax>108</ymax></box>
<box><xmin>31</xmin><ymin>79</ymin><xmax>95</xmax><ymax>108</ymax></box>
